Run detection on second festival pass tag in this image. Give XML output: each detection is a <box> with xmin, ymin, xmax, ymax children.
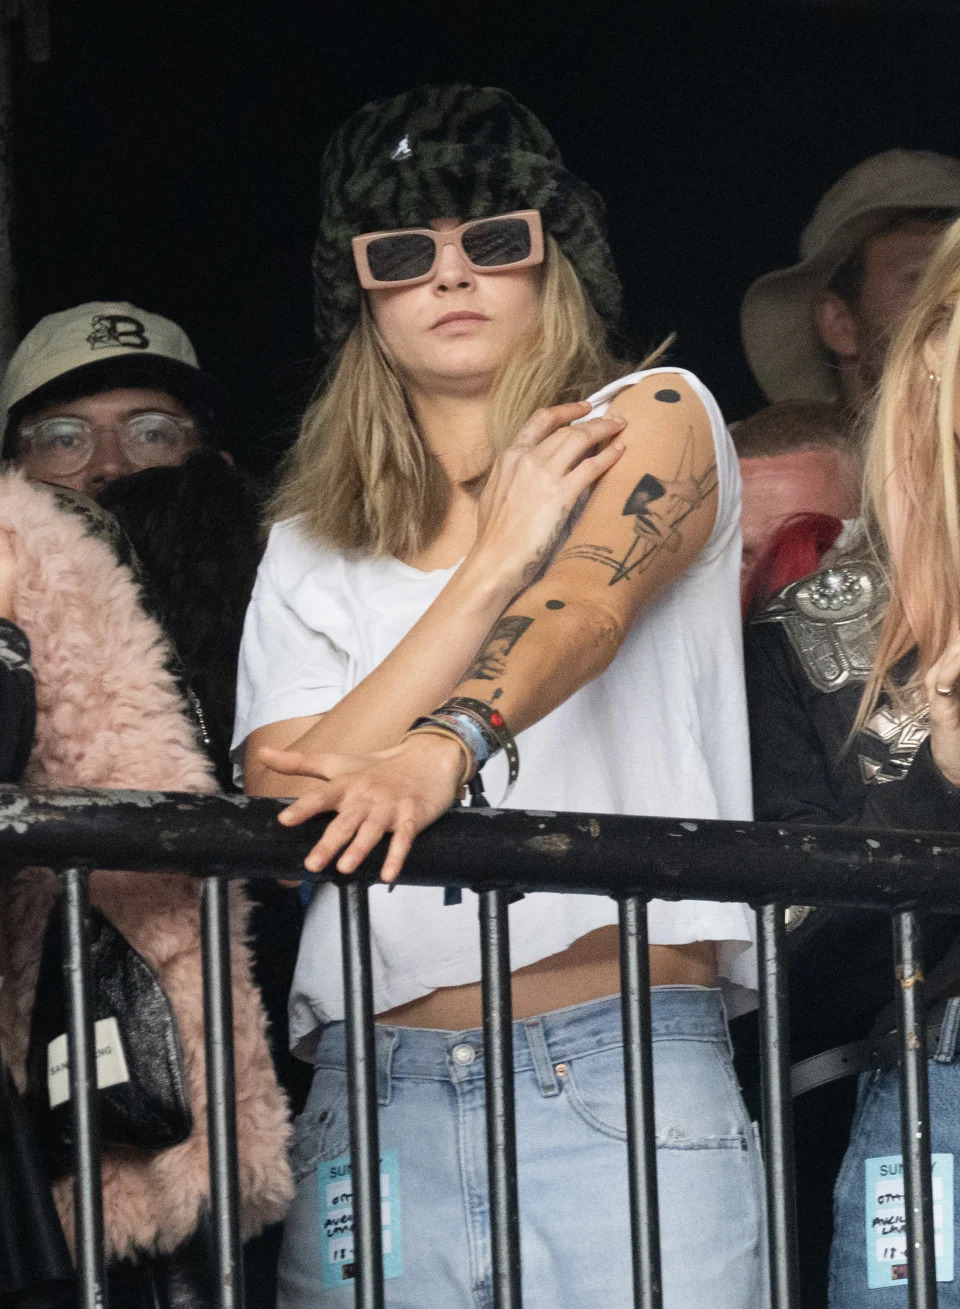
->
<box><xmin>866</xmin><ymin>1154</ymin><xmax>954</xmax><ymax>1287</ymax></box>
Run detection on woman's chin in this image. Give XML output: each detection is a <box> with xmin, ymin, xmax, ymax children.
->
<box><xmin>408</xmin><ymin>348</ymin><xmax>506</xmax><ymax>392</ymax></box>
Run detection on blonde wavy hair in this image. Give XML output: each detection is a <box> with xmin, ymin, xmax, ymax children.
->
<box><xmin>270</xmin><ymin>236</ymin><xmax>660</xmax><ymax>559</ymax></box>
<box><xmin>858</xmin><ymin>215</ymin><xmax>960</xmax><ymax>729</ymax></box>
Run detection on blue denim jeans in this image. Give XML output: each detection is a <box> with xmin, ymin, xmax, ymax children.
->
<box><xmin>830</xmin><ymin>1003</ymin><xmax>960</xmax><ymax>1306</ymax></box>
<box><xmin>278</xmin><ymin>987</ymin><xmax>768</xmax><ymax>1309</ymax></box>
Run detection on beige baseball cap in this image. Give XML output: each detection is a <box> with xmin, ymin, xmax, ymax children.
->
<box><xmin>0</xmin><ymin>300</ymin><xmax>224</xmax><ymax>428</ymax></box>
<box><xmin>741</xmin><ymin>149</ymin><xmax>960</xmax><ymax>404</ymax></box>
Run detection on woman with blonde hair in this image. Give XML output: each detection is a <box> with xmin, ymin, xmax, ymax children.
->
<box><xmin>235</xmin><ymin>84</ymin><xmax>764</xmax><ymax>1308</ymax></box>
<box><xmin>746</xmin><ymin>214</ymin><xmax>960</xmax><ymax>1307</ymax></box>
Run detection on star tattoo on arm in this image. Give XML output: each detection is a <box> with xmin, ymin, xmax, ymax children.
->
<box><xmin>557</xmin><ymin>426</ymin><xmax>718</xmax><ymax>585</ymax></box>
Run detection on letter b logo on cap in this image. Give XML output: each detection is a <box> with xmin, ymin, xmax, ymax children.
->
<box><xmin>86</xmin><ymin>314</ymin><xmax>150</xmax><ymax>351</ymax></box>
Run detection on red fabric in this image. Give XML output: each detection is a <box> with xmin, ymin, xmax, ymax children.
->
<box><xmin>742</xmin><ymin>512</ymin><xmax>845</xmax><ymax>620</ymax></box>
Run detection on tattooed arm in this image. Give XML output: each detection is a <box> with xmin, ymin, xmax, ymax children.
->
<box><xmin>453</xmin><ymin>374</ymin><xmax>717</xmax><ymax>733</ymax></box>
<box><xmin>246</xmin><ymin>402</ymin><xmax>625</xmax><ymax>796</ymax></box>
<box><xmin>452</xmin><ymin>374</ymin><xmax>718</xmax><ymax>734</ymax></box>
<box><xmin>267</xmin><ymin>374</ymin><xmax>721</xmax><ymax>878</ymax></box>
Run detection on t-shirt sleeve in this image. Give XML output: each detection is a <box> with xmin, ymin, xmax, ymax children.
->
<box><xmin>231</xmin><ymin>526</ymin><xmax>351</xmax><ymax>765</ymax></box>
<box><xmin>687</xmin><ymin>373</ymin><xmax>740</xmax><ymax>555</ymax></box>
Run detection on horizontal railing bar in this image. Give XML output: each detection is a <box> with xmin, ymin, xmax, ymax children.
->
<box><xmin>6</xmin><ymin>787</ymin><xmax>960</xmax><ymax>910</ymax></box>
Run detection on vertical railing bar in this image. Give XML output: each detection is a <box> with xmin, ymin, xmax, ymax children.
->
<box><xmin>757</xmin><ymin>904</ymin><xmax>800</xmax><ymax>1309</ymax></box>
<box><xmin>59</xmin><ymin>862</ymin><xmax>107</xmax><ymax>1309</ymax></box>
<box><xmin>894</xmin><ymin>910</ymin><xmax>938</xmax><ymax>1309</ymax></box>
<box><xmin>200</xmin><ymin>873</ymin><xmax>245</xmax><ymax>1309</ymax></box>
<box><xmin>479</xmin><ymin>888</ymin><xmax>522</xmax><ymax>1309</ymax></box>
<box><xmin>618</xmin><ymin>896</ymin><xmax>662</xmax><ymax>1309</ymax></box>
<box><xmin>339</xmin><ymin>880</ymin><xmax>384</xmax><ymax>1309</ymax></box>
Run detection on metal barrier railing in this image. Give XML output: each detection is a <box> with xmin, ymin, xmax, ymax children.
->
<box><xmin>2</xmin><ymin>784</ymin><xmax>958</xmax><ymax>1309</ymax></box>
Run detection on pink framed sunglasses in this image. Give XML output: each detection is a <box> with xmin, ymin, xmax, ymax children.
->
<box><xmin>351</xmin><ymin>210</ymin><xmax>544</xmax><ymax>289</ymax></box>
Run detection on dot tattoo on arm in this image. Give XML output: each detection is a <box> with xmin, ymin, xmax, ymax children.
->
<box><xmin>545</xmin><ymin>600</ymin><xmax>565</xmax><ymax>610</ymax></box>
<box><xmin>654</xmin><ymin>388</ymin><xmax>681</xmax><ymax>403</ymax></box>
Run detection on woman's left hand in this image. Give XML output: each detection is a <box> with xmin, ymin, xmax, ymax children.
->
<box><xmin>259</xmin><ymin>733</ymin><xmax>466</xmax><ymax>883</ymax></box>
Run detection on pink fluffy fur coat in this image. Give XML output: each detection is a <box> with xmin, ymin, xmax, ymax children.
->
<box><xmin>0</xmin><ymin>470</ymin><xmax>292</xmax><ymax>1260</ymax></box>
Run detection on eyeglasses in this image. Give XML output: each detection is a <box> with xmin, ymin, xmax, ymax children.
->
<box><xmin>351</xmin><ymin>210</ymin><xmax>545</xmax><ymax>289</ymax></box>
<box><xmin>17</xmin><ymin>412</ymin><xmax>196</xmax><ymax>477</ymax></box>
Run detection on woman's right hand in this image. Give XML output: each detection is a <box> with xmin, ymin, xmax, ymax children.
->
<box><xmin>0</xmin><ymin>529</ymin><xmax>17</xmax><ymax>622</ymax></box>
<box><xmin>471</xmin><ymin>401</ymin><xmax>626</xmax><ymax>591</ymax></box>
<box><xmin>926</xmin><ymin>627</ymin><xmax>960</xmax><ymax>786</ymax></box>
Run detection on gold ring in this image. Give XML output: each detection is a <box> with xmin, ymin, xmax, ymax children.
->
<box><xmin>936</xmin><ymin>685</ymin><xmax>955</xmax><ymax>697</ymax></box>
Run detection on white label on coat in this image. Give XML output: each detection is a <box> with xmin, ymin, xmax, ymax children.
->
<box><xmin>47</xmin><ymin>1016</ymin><xmax>130</xmax><ymax>1108</ymax></box>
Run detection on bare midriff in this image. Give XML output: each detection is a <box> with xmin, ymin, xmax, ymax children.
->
<box><xmin>377</xmin><ymin>927</ymin><xmax>717</xmax><ymax>1031</ymax></box>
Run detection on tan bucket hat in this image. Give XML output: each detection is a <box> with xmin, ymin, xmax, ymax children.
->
<box><xmin>741</xmin><ymin>149</ymin><xmax>960</xmax><ymax>404</ymax></box>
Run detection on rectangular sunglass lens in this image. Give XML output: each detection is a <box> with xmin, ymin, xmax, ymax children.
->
<box><xmin>365</xmin><ymin>232</ymin><xmax>437</xmax><ymax>282</ymax></box>
<box><xmin>461</xmin><ymin>217</ymin><xmax>532</xmax><ymax>267</ymax></box>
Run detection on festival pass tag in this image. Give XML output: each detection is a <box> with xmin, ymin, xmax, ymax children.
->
<box><xmin>319</xmin><ymin>1149</ymin><xmax>403</xmax><ymax>1288</ymax></box>
<box><xmin>865</xmin><ymin>1154</ymin><xmax>954</xmax><ymax>1287</ymax></box>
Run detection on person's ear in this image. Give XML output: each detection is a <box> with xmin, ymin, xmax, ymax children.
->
<box><xmin>814</xmin><ymin>291</ymin><xmax>859</xmax><ymax>361</ymax></box>
<box><xmin>922</xmin><ymin>335</ymin><xmax>944</xmax><ymax>382</ymax></box>
<box><xmin>218</xmin><ymin>449</ymin><xmax>235</xmax><ymax>466</ymax></box>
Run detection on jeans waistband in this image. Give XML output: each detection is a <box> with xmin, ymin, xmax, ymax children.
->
<box><xmin>314</xmin><ymin>986</ymin><xmax>730</xmax><ymax>1097</ymax></box>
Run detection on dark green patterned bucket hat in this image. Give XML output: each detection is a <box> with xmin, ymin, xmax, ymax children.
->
<box><xmin>312</xmin><ymin>84</ymin><xmax>623</xmax><ymax>361</ymax></box>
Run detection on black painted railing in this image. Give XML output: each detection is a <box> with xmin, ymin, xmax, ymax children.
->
<box><xmin>2</xmin><ymin>785</ymin><xmax>959</xmax><ymax>1309</ymax></box>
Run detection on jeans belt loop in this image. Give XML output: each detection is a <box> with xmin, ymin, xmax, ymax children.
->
<box><xmin>376</xmin><ymin>1026</ymin><xmax>398</xmax><ymax>1105</ymax></box>
<box><xmin>934</xmin><ymin>996</ymin><xmax>960</xmax><ymax>1065</ymax></box>
<box><xmin>523</xmin><ymin>1017</ymin><xmax>560</xmax><ymax>1097</ymax></box>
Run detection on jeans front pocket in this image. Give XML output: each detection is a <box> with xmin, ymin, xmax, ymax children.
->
<box><xmin>562</xmin><ymin>1044</ymin><xmax>628</xmax><ymax>1141</ymax></box>
<box><xmin>289</xmin><ymin>1066</ymin><xmax>351</xmax><ymax>1184</ymax></box>
<box><xmin>654</xmin><ymin>1038</ymin><xmax>750</xmax><ymax>1151</ymax></box>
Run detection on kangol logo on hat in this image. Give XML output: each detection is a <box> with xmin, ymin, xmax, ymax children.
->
<box><xmin>390</xmin><ymin>135</ymin><xmax>413</xmax><ymax>161</ymax></box>
<box><xmin>86</xmin><ymin>314</ymin><xmax>151</xmax><ymax>352</ymax></box>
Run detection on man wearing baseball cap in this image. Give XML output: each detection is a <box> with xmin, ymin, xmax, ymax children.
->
<box><xmin>742</xmin><ymin>149</ymin><xmax>960</xmax><ymax>414</ymax></box>
<box><xmin>0</xmin><ymin>301</ymin><xmax>228</xmax><ymax>496</ymax></box>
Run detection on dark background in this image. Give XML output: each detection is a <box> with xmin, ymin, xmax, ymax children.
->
<box><xmin>9</xmin><ymin>0</ymin><xmax>960</xmax><ymax>469</ymax></box>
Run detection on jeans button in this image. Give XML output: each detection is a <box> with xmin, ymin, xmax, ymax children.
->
<box><xmin>452</xmin><ymin>1043</ymin><xmax>477</xmax><ymax>1066</ymax></box>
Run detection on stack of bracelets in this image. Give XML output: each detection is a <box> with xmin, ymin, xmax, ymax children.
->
<box><xmin>405</xmin><ymin>696</ymin><xmax>519</xmax><ymax>806</ymax></box>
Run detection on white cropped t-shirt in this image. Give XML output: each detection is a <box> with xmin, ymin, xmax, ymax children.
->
<box><xmin>233</xmin><ymin>368</ymin><xmax>757</xmax><ymax>1059</ymax></box>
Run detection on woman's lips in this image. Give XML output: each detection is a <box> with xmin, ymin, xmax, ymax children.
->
<box><xmin>432</xmin><ymin>311</ymin><xmax>489</xmax><ymax>328</ymax></box>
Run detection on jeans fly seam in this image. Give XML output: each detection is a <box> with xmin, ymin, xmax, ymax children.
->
<box><xmin>452</xmin><ymin>1076</ymin><xmax>491</xmax><ymax>1309</ymax></box>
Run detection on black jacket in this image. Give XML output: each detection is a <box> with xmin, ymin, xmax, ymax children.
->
<box><xmin>746</xmin><ymin>558</ymin><xmax>960</xmax><ymax>1057</ymax></box>
<box><xmin>742</xmin><ymin>555</ymin><xmax>960</xmax><ymax>1306</ymax></box>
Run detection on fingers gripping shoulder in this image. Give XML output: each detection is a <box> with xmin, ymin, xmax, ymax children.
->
<box><xmin>607</xmin><ymin>372</ymin><xmax>712</xmax><ymax>445</ymax></box>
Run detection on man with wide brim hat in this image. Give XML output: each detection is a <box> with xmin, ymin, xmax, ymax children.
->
<box><xmin>741</xmin><ymin>149</ymin><xmax>960</xmax><ymax>411</ymax></box>
<box><xmin>0</xmin><ymin>301</ymin><xmax>230</xmax><ymax>496</ymax></box>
